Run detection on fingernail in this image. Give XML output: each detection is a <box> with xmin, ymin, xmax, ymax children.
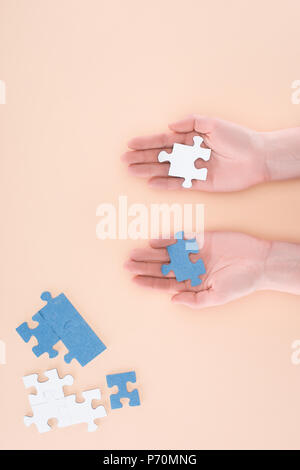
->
<box><xmin>148</xmin><ymin>178</ymin><xmax>161</xmax><ymax>187</ymax></box>
<box><xmin>127</xmin><ymin>139</ymin><xmax>137</xmax><ymax>149</ymax></box>
<box><xmin>129</xmin><ymin>249</ymin><xmax>141</xmax><ymax>260</ymax></box>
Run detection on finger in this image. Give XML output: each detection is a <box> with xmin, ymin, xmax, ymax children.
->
<box><xmin>128</xmin><ymin>162</ymin><xmax>169</xmax><ymax>178</ymax></box>
<box><xmin>172</xmin><ymin>289</ymin><xmax>218</xmax><ymax>309</ymax></box>
<box><xmin>149</xmin><ymin>238</ymin><xmax>177</xmax><ymax>248</ymax></box>
<box><xmin>121</xmin><ymin>149</ymin><xmax>161</xmax><ymax>164</ymax></box>
<box><xmin>122</xmin><ymin>146</ymin><xmax>211</xmax><ymax>166</ymax></box>
<box><xmin>149</xmin><ymin>233</ymin><xmax>200</xmax><ymax>249</ymax></box>
<box><xmin>124</xmin><ymin>260</ymin><xmax>174</xmax><ymax>278</ymax></box>
<box><xmin>148</xmin><ymin>176</ymin><xmax>215</xmax><ymax>191</ymax></box>
<box><xmin>133</xmin><ymin>275</ymin><xmax>198</xmax><ymax>292</ymax></box>
<box><xmin>169</xmin><ymin>115</ymin><xmax>216</xmax><ymax>134</ymax></box>
<box><xmin>189</xmin><ymin>177</ymin><xmax>215</xmax><ymax>192</ymax></box>
<box><xmin>148</xmin><ymin>177</ymin><xmax>184</xmax><ymax>190</ymax></box>
<box><xmin>127</xmin><ymin>131</ymin><xmax>198</xmax><ymax>150</ymax></box>
<box><xmin>129</xmin><ymin>247</ymin><xmax>169</xmax><ymax>262</ymax></box>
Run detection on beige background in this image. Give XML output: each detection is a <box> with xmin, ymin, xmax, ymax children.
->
<box><xmin>1</xmin><ymin>0</ymin><xmax>300</xmax><ymax>450</ymax></box>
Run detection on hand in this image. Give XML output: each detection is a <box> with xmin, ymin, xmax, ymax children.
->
<box><xmin>124</xmin><ymin>232</ymin><xmax>270</xmax><ymax>309</ymax></box>
<box><xmin>122</xmin><ymin>115</ymin><xmax>267</xmax><ymax>192</ymax></box>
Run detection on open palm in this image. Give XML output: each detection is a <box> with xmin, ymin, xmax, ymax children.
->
<box><xmin>125</xmin><ymin>232</ymin><xmax>270</xmax><ymax>309</ymax></box>
<box><xmin>122</xmin><ymin>115</ymin><xmax>267</xmax><ymax>192</ymax></box>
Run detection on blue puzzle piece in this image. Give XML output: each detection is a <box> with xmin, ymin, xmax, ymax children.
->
<box><xmin>62</xmin><ymin>322</ymin><xmax>106</xmax><ymax>367</ymax></box>
<box><xmin>161</xmin><ymin>231</ymin><xmax>206</xmax><ymax>287</ymax></box>
<box><xmin>38</xmin><ymin>292</ymin><xmax>107</xmax><ymax>366</ymax></box>
<box><xmin>16</xmin><ymin>291</ymin><xmax>107</xmax><ymax>366</ymax></box>
<box><xmin>106</xmin><ymin>371</ymin><xmax>140</xmax><ymax>409</ymax></box>
<box><xmin>16</xmin><ymin>312</ymin><xmax>59</xmax><ymax>359</ymax></box>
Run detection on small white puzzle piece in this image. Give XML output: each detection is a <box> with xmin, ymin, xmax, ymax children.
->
<box><xmin>23</xmin><ymin>368</ymin><xmax>107</xmax><ymax>433</ymax></box>
<box><xmin>60</xmin><ymin>391</ymin><xmax>107</xmax><ymax>432</ymax></box>
<box><xmin>158</xmin><ymin>136</ymin><xmax>211</xmax><ymax>188</ymax></box>
<box><xmin>23</xmin><ymin>369</ymin><xmax>73</xmax><ymax>406</ymax></box>
<box><xmin>24</xmin><ymin>399</ymin><xmax>69</xmax><ymax>433</ymax></box>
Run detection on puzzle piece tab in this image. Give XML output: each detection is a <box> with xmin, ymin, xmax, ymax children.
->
<box><xmin>61</xmin><ymin>390</ymin><xmax>107</xmax><ymax>432</ymax></box>
<box><xmin>161</xmin><ymin>231</ymin><xmax>206</xmax><ymax>287</ymax></box>
<box><xmin>24</xmin><ymin>399</ymin><xmax>65</xmax><ymax>433</ymax></box>
<box><xmin>106</xmin><ymin>371</ymin><xmax>140</xmax><ymax>409</ymax></box>
<box><xmin>39</xmin><ymin>292</ymin><xmax>107</xmax><ymax>366</ymax></box>
<box><xmin>16</xmin><ymin>291</ymin><xmax>107</xmax><ymax>366</ymax></box>
<box><xmin>23</xmin><ymin>369</ymin><xmax>106</xmax><ymax>433</ymax></box>
<box><xmin>16</xmin><ymin>312</ymin><xmax>60</xmax><ymax>359</ymax></box>
<box><xmin>158</xmin><ymin>136</ymin><xmax>211</xmax><ymax>188</ymax></box>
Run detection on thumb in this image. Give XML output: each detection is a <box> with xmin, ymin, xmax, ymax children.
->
<box><xmin>172</xmin><ymin>289</ymin><xmax>218</xmax><ymax>309</ymax></box>
<box><xmin>169</xmin><ymin>115</ymin><xmax>216</xmax><ymax>134</ymax></box>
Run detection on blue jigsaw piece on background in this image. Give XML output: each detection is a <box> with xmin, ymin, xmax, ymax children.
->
<box><xmin>106</xmin><ymin>371</ymin><xmax>140</xmax><ymax>409</ymax></box>
<box><xmin>161</xmin><ymin>231</ymin><xmax>206</xmax><ymax>287</ymax></box>
<box><xmin>38</xmin><ymin>292</ymin><xmax>106</xmax><ymax>366</ymax></box>
<box><xmin>16</xmin><ymin>291</ymin><xmax>106</xmax><ymax>366</ymax></box>
<box><xmin>16</xmin><ymin>312</ymin><xmax>59</xmax><ymax>359</ymax></box>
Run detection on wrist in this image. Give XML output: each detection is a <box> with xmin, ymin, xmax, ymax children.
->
<box><xmin>261</xmin><ymin>241</ymin><xmax>300</xmax><ymax>294</ymax></box>
<box><xmin>262</xmin><ymin>128</ymin><xmax>300</xmax><ymax>182</ymax></box>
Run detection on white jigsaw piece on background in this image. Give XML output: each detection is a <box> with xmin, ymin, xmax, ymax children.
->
<box><xmin>158</xmin><ymin>135</ymin><xmax>211</xmax><ymax>188</ymax></box>
<box><xmin>23</xmin><ymin>369</ymin><xmax>73</xmax><ymax>406</ymax></box>
<box><xmin>23</xmin><ymin>368</ymin><xmax>107</xmax><ymax>433</ymax></box>
<box><xmin>59</xmin><ymin>390</ymin><xmax>106</xmax><ymax>432</ymax></box>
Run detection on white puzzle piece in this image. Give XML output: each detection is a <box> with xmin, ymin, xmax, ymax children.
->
<box><xmin>24</xmin><ymin>399</ymin><xmax>69</xmax><ymax>433</ymax></box>
<box><xmin>59</xmin><ymin>391</ymin><xmax>107</xmax><ymax>432</ymax></box>
<box><xmin>23</xmin><ymin>369</ymin><xmax>73</xmax><ymax>406</ymax></box>
<box><xmin>23</xmin><ymin>368</ymin><xmax>107</xmax><ymax>433</ymax></box>
<box><xmin>158</xmin><ymin>135</ymin><xmax>211</xmax><ymax>188</ymax></box>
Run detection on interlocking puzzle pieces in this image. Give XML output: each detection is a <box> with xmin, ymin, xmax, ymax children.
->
<box><xmin>23</xmin><ymin>368</ymin><xmax>73</xmax><ymax>406</ymax></box>
<box><xmin>38</xmin><ymin>292</ymin><xmax>107</xmax><ymax>366</ymax></box>
<box><xmin>161</xmin><ymin>231</ymin><xmax>206</xmax><ymax>287</ymax></box>
<box><xmin>23</xmin><ymin>369</ymin><xmax>107</xmax><ymax>433</ymax></box>
<box><xmin>17</xmin><ymin>312</ymin><xmax>60</xmax><ymax>359</ymax></box>
<box><xmin>16</xmin><ymin>291</ymin><xmax>106</xmax><ymax>366</ymax></box>
<box><xmin>106</xmin><ymin>371</ymin><xmax>140</xmax><ymax>410</ymax></box>
<box><xmin>158</xmin><ymin>135</ymin><xmax>211</xmax><ymax>188</ymax></box>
